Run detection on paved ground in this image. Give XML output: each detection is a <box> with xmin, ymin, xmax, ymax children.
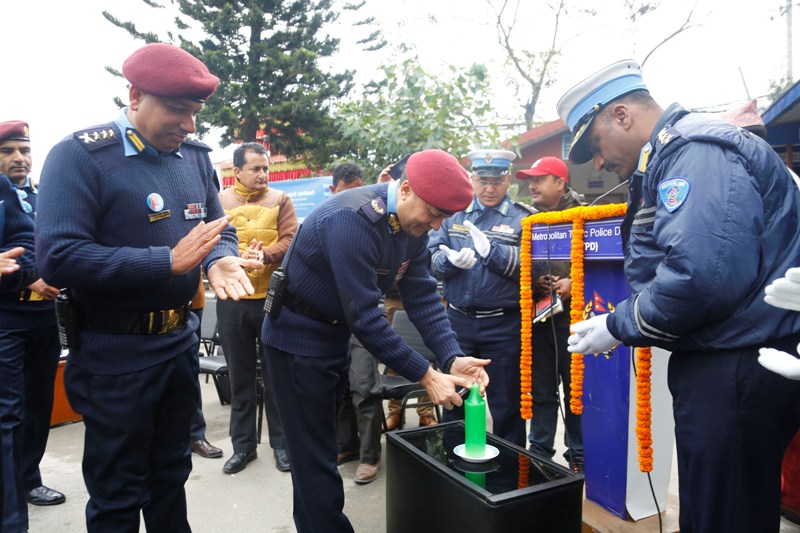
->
<box><xmin>29</xmin><ymin>377</ymin><xmax>800</xmax><ymax>532</ymax></box>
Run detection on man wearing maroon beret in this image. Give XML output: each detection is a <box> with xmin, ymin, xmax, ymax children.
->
<box><xmin>262</xmin><ymin>148</ymin><xmax>491</xmax><ymax>532</ymax></box>
<box><xmin>0</xmin><ymin>120</ymin><xmax>67</xmax><ymax>533</ymax></box>
<box><xmin>35</xmin><ymin>43</ymin><xmax>262</xmax><ymax>532</ymax></box>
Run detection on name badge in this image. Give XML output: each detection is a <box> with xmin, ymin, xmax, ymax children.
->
<box><xmin>184</xmin><ymin>203</ymin><xmax>207</xmax><ymax>220</ymax></box>
<box><xmin>148</xmin><ymin>210</ymin><xmax>172</xmax><ymax>222</ymax></box>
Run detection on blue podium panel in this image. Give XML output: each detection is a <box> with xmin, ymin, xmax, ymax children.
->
<box><xmin>532</xmin><ymin>218</ymin><xmax>634</xmax><ymax>518</ymax></box>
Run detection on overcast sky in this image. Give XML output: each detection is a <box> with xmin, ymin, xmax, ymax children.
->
<box><xmin>2</xmin><ymin>0</ymin><xmax>795</xmax><ymax>176</ymax></box>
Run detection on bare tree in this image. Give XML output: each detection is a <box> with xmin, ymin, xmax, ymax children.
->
<box><xmin>487</xmin><ymin>0</ymin><xmax>570</xmax><ymax>130</ymax></box>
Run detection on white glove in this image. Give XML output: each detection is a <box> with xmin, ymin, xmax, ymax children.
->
<box><xmin>758</xmin><ymin>345</ymin><xmax>800</xmax><ymax>380</ymax></box>
<box><xmin>464</xmin><ymin>220</ymin><xmax>490</xmax><ymax>258</ymax></box>
<box><xmin>764</xmin><ymin>267</ymin><xmax>800</xmax><ymax>312</ymax></box>
<box><xmin>439</xmin><ymin>245</ymin><xmax>478</xmax><ymax>270</ymax></box>
<box><xmin>567</xmin><ymin>313</ymin><xmax>620</xmax><ymax>355</ymax></box>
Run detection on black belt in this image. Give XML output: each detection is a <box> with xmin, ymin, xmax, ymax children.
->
<box><xmin>283</xmin><ymin>293</ymin><xmax>340</xmax><ymax>325</ymax></box>
<box><xmin>448</xmin><ymin>303</ymin><xmax>507</xmax><ymax>319</ymax></box>
<box><xmin>82</xmin><ymin>304</ymin><xmax>191</xmax><ymax>335</ymax></box>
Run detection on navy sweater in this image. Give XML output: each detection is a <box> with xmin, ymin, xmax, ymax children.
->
<box><xmin>262</xmin><ymin>183</ymin><xmax>462</xmax><ymax>382</ymax></box>
<box><xmin>0</xmin><ymin>173</ymin><xmax>38</xmax><ymax>327</ymax></box>
<box><xmin>35</xmin><ymin>124</ymin><xmax>238</xmax><ymax>374</ymax></box>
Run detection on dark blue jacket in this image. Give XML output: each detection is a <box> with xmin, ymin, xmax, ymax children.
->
<box><xmin>607</xmin><ymin>104</ymin><xmax>800</xmax><ymax>350</ymax></box>
<box><xmin>428</xmin><ymin>196</ymin><xmax>533</xmax><ymax>310</ymax></box>
<box><xmin>35</xmin><ymin>122</ymin><xmax>238</xmax><ymax>374</ymax></box>
<box><xmin>262</xmin><ymin>183</ymin><xmax>462</xmax><ymax>381</ymax></box>
<box><xmin>0</xmin><ymin>173</ymin><xmax>37</xmax><ymax>299</ymax></box>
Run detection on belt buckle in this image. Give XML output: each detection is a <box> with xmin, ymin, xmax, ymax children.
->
<box><xmin>160</xmin><ymin>309</ymin><xmax>182</xmax><ymax>334</ymax></box>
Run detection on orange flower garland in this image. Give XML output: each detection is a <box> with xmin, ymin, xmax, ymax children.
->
<box><xmin>518</xmin><ymin>453</ymin><xmax>530</xmax><ymax>489</ymax></box>
<box><xmin>568</xmin><ymin>218</ymin><xmax>586</xmax><ymax>415</ymax></box>
<box><xmin>522</xmin><ymin>203</ymin><xmax>670</xmax><ymax>468</ymax></box>
<box><xmin>635</xmin><ymin>347</ymin><xmax>654</xmax><ymax>472</ymax></box>
<box><xmin>519</xmin><ymin>218</ymin><xmax>534</xmax><ymax>419</ymax></box>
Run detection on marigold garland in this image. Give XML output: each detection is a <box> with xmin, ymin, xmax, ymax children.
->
<box><xmin>519</xmin><ymin>217</ymin><xmax>534</xmax><ymax>419</ymax></box>
<box><xmin>635</xmin><ymin>347</ymin><xmax>654</xmax><ymax>473</ymax></box>
<box><xmin>518</xmin><ymin>453</ymin><xmax>530</xmax><ymax>489</ymax></box>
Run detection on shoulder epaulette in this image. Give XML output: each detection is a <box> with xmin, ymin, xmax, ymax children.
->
<box><xmin>73</xmin><ymin>125</ymin><xmax>121</xmax><ymax>152</ymax></box>
<box><xmin>359</xmin><ymin>197</ymin><xmax>387</xmax><ymax>224</ymax></box>
<box><xmin>515</xmin><ymin>200</ymin><xmax>537</xmax><ymax>214</ymax></box>
<box><xmin>655</xmin><ymin>125</ymin><xmax>681</xmax><ymax>150</ymax></box>
<box><xmin>182</xmin><ymin>137</ymin><xmax>213</xmax><ymax>152</ymax></box>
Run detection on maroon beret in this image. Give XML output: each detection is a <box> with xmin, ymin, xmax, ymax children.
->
<box><xmin>122</xmin><ymin>43</ymin><xmax>220</xmax><ymax>102</ymax></box>
<box><xmin>0</xmin><ymin>120</ymin><xmax>30</xmax><ymax>142</ymax></box>
<box><xmin>406</xmin><ymin>149</ymin><xmax>473</xmax><ymax>215</ymax></box>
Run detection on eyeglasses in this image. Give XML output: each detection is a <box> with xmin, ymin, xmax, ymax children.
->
<box><xmin>474</xmin><ymin>178</ymin><xmax>507</xmax><ymax>188</ymax></box>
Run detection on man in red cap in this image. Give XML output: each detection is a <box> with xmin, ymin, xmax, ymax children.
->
<box><xmin>515</xmin><ymin>156</ymin><xmax>587</xmax><ymax>473</ymax></box>
<box><xmin>261</xmin><ymin>148</ymin><xmax>491</xmax><ymax>532</ymax></box>
<box><xmin>35</xmin><ymin>43</ymin><xmax>262</xmax><ymax>532</ymax></box>
<box><xmin>0</xmin><ymin>120</ymin><xmax>67</xmax><ymax>532</ymax></box>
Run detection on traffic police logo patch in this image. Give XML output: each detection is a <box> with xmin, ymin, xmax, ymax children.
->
<box><xmin>658</xmin><ymin>177</ymin><xmax>690</xmax><ymax>212</ymax></box>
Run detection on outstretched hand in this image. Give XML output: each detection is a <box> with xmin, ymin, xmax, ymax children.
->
<box><xmin>207</xmin><ymin>256</ymin><xmax>263</xmax><ymax>301</ymax></box>
<box><xmin>0</xmin><ymin>247</ymin><xmax>24</xmax><ymax>277</ymax></box>
<box><xmin>567</xmin><ymin>313</ymin><xmax>620</xmax><ymax>355</ymax></box>
<box><xmin>764</xmin><ymin>267</ymin><xmax>800</xmax><ymax>312</ymax></box>
<box><xmin>449</xmin><ymin>356</ymin><xmax>490</xmax><ymax>395</ymax></box>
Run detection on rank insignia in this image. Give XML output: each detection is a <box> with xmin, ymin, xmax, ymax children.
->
<box><xmin>184</xmin><ymin>202</ymin><xmax>207</xmax><ymax>220</ymax></box>
<box><xmin>387</xmin><ymin>213</ymin><xmax>401</xmax><ymax>234</ymax></box>
<box><xmin>656</xmin><ymin>126</ymin><xmax>680</xmax><ymax>148</ymax></box>
<box><xmin>371</xmin><ymin>199</ymin><xmax>385</xmax><ymax>215</ymax></box>
<box><xmin>74</xmin><ymin>126</ymin><xmax>120</xmax><ymax>152</ymax></box>
<box><xmin>658</xmin><ymin>177</ymin><xmax>690</xmax><ymax>213</ymax></box>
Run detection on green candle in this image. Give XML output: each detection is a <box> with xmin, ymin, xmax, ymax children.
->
<box><xmin>464</xmin><ymin>383</ymin><xmax>486</xmax><ymax>458</ymax></box>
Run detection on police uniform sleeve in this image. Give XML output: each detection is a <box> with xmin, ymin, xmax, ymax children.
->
<box><xmin>199</xmin><ymin>154</ymin><xmax>239</xmax><ymax>271</ymax></box>
<box><xmin>397</xmin><ymin>237</ymin><xmax>463</xmax><ymax>368</ymax></box>
<box><xmin>607</xmin><ymin>143</ymin><xmax>764</xmax><ymax>347</ymax></box>
<box><xmin>319</xmin><ymin>209</ymin><xmax>432</xmax><ymax>381</ymax></box>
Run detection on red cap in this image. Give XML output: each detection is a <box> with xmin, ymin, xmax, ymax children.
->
<box><xmin>515</xmin><ymin>156</ymin><xmax>569</xmax><ymax>182</ymax></box>
<box><xmin>406</xmin><ymin>149</ymin><xmax>472</xmax><ymax>215</ymax></box>
<box><xmin>0</xmin><ymin>120</ymin><xmax>30</xmax><ymax>142</ymax></box>
<box><xmin>122</xmin><ymin>43</ymin><xmax>220</xmax><ymax>102</ymax></box>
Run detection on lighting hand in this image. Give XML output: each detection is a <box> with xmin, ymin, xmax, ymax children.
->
<box><xmin>567</xmin><ymin>313</ymin><xmax>620</xmax><ymax>355</ymax></box>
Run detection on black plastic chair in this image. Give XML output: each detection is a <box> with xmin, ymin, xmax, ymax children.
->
<box><xmin>380</xmin><ymin>310</ymin><xmax>441</xmax><ymax>430</ymax></box>
<box><xmin>197</xmin><ymin>298</ymin><xmax>231</xmax><ymax>405</ymax></box>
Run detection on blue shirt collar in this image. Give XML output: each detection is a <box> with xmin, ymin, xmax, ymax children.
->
<box><xmin>115</xmin><ymin>108</ymin><xmax>182</xmax><ymax>158</ymax></box>
<box><xmin>387</xmin><ymin>179</ymin><xmax>400</xmax><ymax>213</ymax></box>
<box><xmin>466</xmin><ymin>195</ymin><xmax>512</xmax><ymax>215</ymax></box>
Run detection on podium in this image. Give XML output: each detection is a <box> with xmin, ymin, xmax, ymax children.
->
<box><xmin>528</xmin><ymin>214</ymin><xmax>674</xmax><ymax>522</ymax></box>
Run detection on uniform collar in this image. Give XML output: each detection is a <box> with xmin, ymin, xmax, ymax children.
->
<box><xmin>115</xmin><ymin>108</ymin><xmax>183</xmax><ymax>159</ymax></box>
<box><xmin>386</xmin><ymin>180</ymin><xmax>401</xmax><ymax>234</ymax></box>
<box><xmin>466</xmin><ymin>195</ymin><xmax>512</xmax><ymax>215</ymax></box>
<box><xmin>11</xmin><ymin>176</ymin><xmax>34</xmax><ymax>191</ymax></box>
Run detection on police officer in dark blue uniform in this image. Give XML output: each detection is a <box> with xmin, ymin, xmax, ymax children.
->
<box><xmin>262</xmin><ymin>149</ymin><xmax>491</xmax><ymax>533</ymax></box>
<box><xmin>35</xmin><ymin>44</ymin><xmax>261</xmax><ymax>532</ymax></box>
<box><xmin>0</xmin><ymin>120</ymin><xmax>65</xmax><ymax>533</ymax></box>
<box><xmin>428</xmin><ymin>149</ymin><xmax>534</xmax><ymax>447</ymax></box>
<box><xmin>561</xmin><ymin>60</ymin><xmax>800</xmax><ymax>533</ymax></box>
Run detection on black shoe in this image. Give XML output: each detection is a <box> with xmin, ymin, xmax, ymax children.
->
<box><xmin>274</xmin><ymin>448</ymin><xmax>291</xmax><ymax>472</ymax></box>
<box><xmin>27</xmin><ymin>485</ymin><xmax>66</xmax><ymax>506</ymax></box>
<box><xmin>191</xmin><ymin>438</ymin><xmax>224</xmax><ymax>459</ymax></box>
<box><xmin>223</xmin><ymin>450</ymin><xmax>257</xmax><ymax>474</ymax></box>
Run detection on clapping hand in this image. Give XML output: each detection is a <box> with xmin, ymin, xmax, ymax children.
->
<box><xmin>464</xmin><ymin>220</ymin><xmax>490</xmax><ymax>258</ymax></box>
<box><xmin>439</xmin><ymin>245</ymin><xmax>477</xmax><ymax>269</ymax></box>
